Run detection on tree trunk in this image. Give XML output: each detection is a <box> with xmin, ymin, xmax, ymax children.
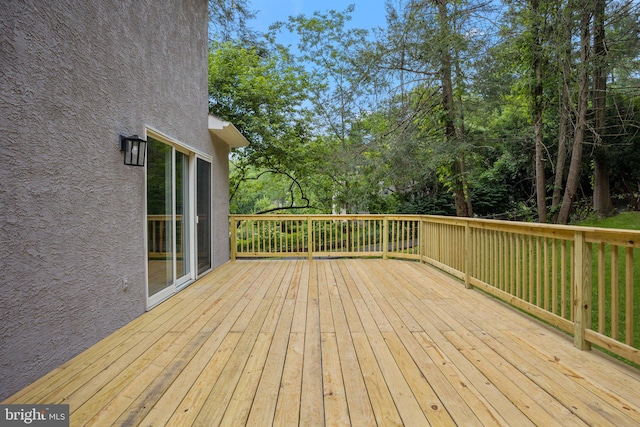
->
<box><xmin>551</xmin><ymin>79</ymin><xmax>570</xmax><ymax>221</ymax></box>
<box><xmin>557</xmin><ymin>8</ymin><xmax>591</xmax><ymax>224</ymax></box>
<box><xmin>593</xmin><ymin>159</ymin><xmax>613</xmax><ymax>215</ymax></box>
<box><xmin>551</xmin><ymin>4</ymin><xmax>573</xmax><ymax>223</ymax></box>
<box><xmin>454</xmin><ymin>61</ymin><xmax>472</xmax><ymax>218</ymax></box>
<box><xmin>534</xmin><ymin>112</ymin><xmax>546</xmax><ymax>222</ymax></box>
<box><xmin>592</xmin><ymin>0</ymin><xmax>613</xmax><ymax>217</ymax></box>
<box><xmin>452</xmin><ymin>157</ymin><xmax>472</xmax><ymax>217</ymax></box>
<box><xmin>531</xmin><ymin>0</ymin><xmax>547</xmax><ymax>223</ymax></box>
<box><xmin>435</xmin><ymin>0</ymin><xmax>472</xmax><ymax>217</ymax></box>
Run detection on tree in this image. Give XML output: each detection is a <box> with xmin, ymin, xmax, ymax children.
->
<box><xmin>592</xmin><ymin>0</ymin><xmax>612</xmax><ymax>217</ymax></box>
<box><xmin>278</xmin><ymin>6</ymin><xmax>385</xmax><ymax>213</ymax></box>
<box><xmin>550</xmin><ymin>2</ymin><xmax>573</xmax><ymax>222</ymax></box>
<box><xmin>208</xmin><ymin>0</ymin><xmax>257</xmax><ymax>42</ymax></box>
<box><xmin>557</xmin><ymin>5</ymin><xmax>591</xmax><ymax>224</ymax></box>
<box><xmin>374</xmin><ymin>0</ymin><xmax>497</xmax><ymax>217</ymax></box>
<box><xmin>208</xmin><ymin>40</ymin><xmax>320</xmax><ymax>212</ymax></box>
<box><xmin>434</xmin><ymin>0</ymin><xmax>473</xmax><ymax>217</ymax></box>
<box><xmin>208</xmin><ymin>0</ymin><xmax>640</xmax><ymax>220</ymax></box>
<box><xmin>530</xmin><ymin>0</ymin><xmax>548</xmax><ymax>222</ymax></box>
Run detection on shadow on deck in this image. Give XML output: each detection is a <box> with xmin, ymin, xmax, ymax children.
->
<box><xmin>5</xmin><ymin>259</ymin><xmax>640</xmax><ymax>426</ymax></box>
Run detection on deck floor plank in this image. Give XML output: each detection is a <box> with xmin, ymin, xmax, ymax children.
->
<box><xmin>192</xmin><ymin>261</ymin><xmax>289</xmax><ymax>426</ymax></box>
<box><xmin>422</xmin><ymin>287</ymin><xmax>588</xmax><ymax>426</ymax></box>
<box><xmin>475</xmin><ymin>329</ymin><xmax>628</xmax><ymax>427</ymax></box>
<box><xmin>272</xmin><ymin>332</ymin><xmax>305</xmax><ymax>426</ymax></box>
<box><xmin>220</xmin><ymin>262</ymin><xmax>297</xmax><ymax>426</ymax></box>
<box><xmin>436</xmin><ymin>271</ymin><xmax>639</xmax><ymax>426</ymax></box>
<box><xmin>363</xmin><ymin>261</ymin><xmax>484</xmax><ymax>427</ymax></box>
<box><xmin>166</xmin><ymin>332</ymin><xmax>242</xmax><ymax>426</ymax></box>
<box><xmin>299</xmin><ymin>262</ymin><xmax>325</xmax><ymax>427</ymax></box>
<box><xmin>320</xmin><ymin>332</ymin><xmax>350</xmax><ymax>426</ymax></box>
<box><xmin>349</xmin><ymin>262</ymin><xmax>540</xmax><ymax>427</ymax></box>
<box><xmin>328</xmin><ymin>261</ymin><xmax>377</xmax><ymax>426</ymax></box>
<box><xmin>245</xmin><ymin>263</ymin><xmax>300</xmax><ymax>426</ymax></box>
<box><xmin>343</xmin><ymin>261</ymin><xmax>432</xmax><ymax>426</ymax></box>
<box><xmin>378</xmin><ymin>260</ymin><xmax>531</xmax><ymax>426</ymax></box>
<box><xmin>64</xmin><ymin>266</ymin><xmax>250</xmax><ymax>421</ymax></box>
<box><xmin>5</xmin><ymin>259</ymin><xmax>640</xmax><ymax>426</ymax></box>
<box><xmin>351</xmin><ymin>331</ymin><xmax>405</xmax><ymax>426</ymax></box>
<box><xmin>135</xmin><ymin>263</ymin><xmax>279</xmax><ymax>426</ymax></box>
<box><xmin>352</xmin><ymin>261</ymin><xmax>461</xmax><ymax>426</ymax></box>
<box><xmin>505</xmin><ymin>327</ymin><xmax>640</xmax><ymax>422</ymax></box>
<box><xmin>86</xmin><ymin>262</ymin><xmax>277</xmax><ymax>425</ymax></box>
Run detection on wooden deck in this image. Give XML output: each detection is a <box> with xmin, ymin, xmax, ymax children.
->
<box><xmin>5</xmin><ymin>259</ymin><xmax>640</xmax><ymax>426</ymax></box>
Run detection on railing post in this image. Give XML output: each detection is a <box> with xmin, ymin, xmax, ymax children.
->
<box><xmin>419</xmin><ymin>217</ymin><xmax>425</xmax><ymax>263</ymax></box>
<box><xmin>230</xmin><ymin>216</ymin><xmax>237</xmax><ymax>262</ymax></box>
<box><xmin>465</xmin><ymin>221</ymin><xmax>472</xmax><ymax>289</ymax></box>
<box><xmin>307</xmin><ymin>216</ymin><xmax>313</xmax><ymax>261</ymax></box>
<box><xmin>383</xmin><ymin>216</ymin><xmax>389</xmax><ymax>260</ymax></box>
<box><xmin>573</xmin><ymin>230</ymin><xmax>592</xmax><ymax>351</ymax></box>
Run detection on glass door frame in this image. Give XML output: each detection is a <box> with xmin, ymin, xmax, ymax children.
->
<box><xmin>145</xmin><ymin>128</ymin><xmax>211</xmax><ymax>309</ymax></box>
<box><xmin>174</xmin><ymin>147</ymin><xmax>193</xmax><ymax>290</ymax></box>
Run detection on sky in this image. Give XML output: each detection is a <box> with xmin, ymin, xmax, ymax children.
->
<box><xmin>249</xmin><ymin>0</ymin><xmax>388</xmax><ymax>36</ymax></box>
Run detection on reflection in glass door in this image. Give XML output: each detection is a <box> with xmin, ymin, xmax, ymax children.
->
<box><xmin>147</xmin><ymin>139</ymin><xmax>174</xmax><ymax>298</ymax></box>
<box><xmin>147</xmin><ymin>137</ymin><xmax>193</xmax><ymax>304</ymax></box>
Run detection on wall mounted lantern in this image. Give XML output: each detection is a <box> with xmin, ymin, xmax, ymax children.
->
<box><xmin>119</xmin><ymin>135</ymin><xmax>147</xmax><ymax>167</ymax></box>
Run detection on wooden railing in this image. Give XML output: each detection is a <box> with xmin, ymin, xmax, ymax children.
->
<box><xmin>230</xmin><ymin>215</ymin><xmax>420</xmax><ymax>261</ymax></box>
<box><xmin>148</xmin><ymin>214</ymin><xmax>183</xmax><ymax>259</ymax></box>
<box><xmin>229</xmin><ymin>214</ymin><xmax>640</xmax><ymax>365</ymax></box>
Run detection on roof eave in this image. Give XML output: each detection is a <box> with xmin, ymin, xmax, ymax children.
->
<box><xmin>207</xmin><ymin>114</ymin><xmax>249</xmax><ymax>148</ymax></box>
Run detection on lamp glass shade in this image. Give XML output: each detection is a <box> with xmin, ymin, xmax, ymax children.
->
<box><xmin>120</xmin><ymin>135</ymin><xmax>147</xmax><ymax>167</ymax></box>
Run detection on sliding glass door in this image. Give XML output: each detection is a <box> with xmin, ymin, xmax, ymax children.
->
<box><xmin>196</xmin><ymin>158</ymin><xmax>212</xmax><ymax>275</ymax></box>
<box><xmin>146</xmin><ymin>134</ymin><xmax>214</xmax><ymax>307</ymax></box>
<box><xmin>147</xmin><ymin>136</ymin><xmax>197</xmax><ymax>306</ymax></box>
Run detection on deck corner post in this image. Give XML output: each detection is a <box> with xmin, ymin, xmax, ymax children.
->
<box><xmin>573</xmin><ymin>230</ymin><xmax>592</xmax><ymax>351</ymax></box>
<box><xmin>307</xmin><ymin>216</ymin><xmax>313</xmax><ymax>261</ymax></box>
<box><xmin>383</xmin><ymin>216</ymin><xmax>389</xmax><ymax>260</ymax></box>
<box><xmin>230</xmin><ymin>216</ymin><xmax>237</xmax><ymax>262</ymax></box>
<box><xmin>465</xmin><ymin>221</ymin><xmax>472</xmax><ymax>289</ymax></box>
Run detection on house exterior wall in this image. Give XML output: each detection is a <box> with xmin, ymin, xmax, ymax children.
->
<box><xmin>0</xmin><ymin>0</ymin><xmax>225</xmax><ymax>400</ymax></box>
<box><xmin>211</xmin><ymin>135</ymin><xmax>232</xmax><ymax>265</ymax></box>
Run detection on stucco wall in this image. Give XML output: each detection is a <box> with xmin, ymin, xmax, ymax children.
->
<box><xmin>0</xmin><ymin>0</ymin><xmax>213</xmax><ymax>400</ymax></box>
<box><xmin>211</xmin><ymin>136</ymin><xmax>231</xmax><ymax>268</ymax></box>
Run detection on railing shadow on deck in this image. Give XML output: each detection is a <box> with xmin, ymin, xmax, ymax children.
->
<box><xmin>229</xmin><ymin>214</ymin><xmax>640</xmax><ymax>367</ymax></box>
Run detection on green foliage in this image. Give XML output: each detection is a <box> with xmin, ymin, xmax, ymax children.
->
<box><xmin>275</xmin><ymin>6</ymin><xmax>385</xmax><ymax>213</ymax></box>
<box><xmin>208</xmin><ymin>0</ymin><xmax>640</xmax><ymax>220</ymax></box>
<box><xmin>208</xmin><ymin>40</ymin><xmax>312</xmax><ymax>170</ymax></box>
<box><xmin>398</xmin><ymin>192</ymin><xmax>457</xmax><ymax>216</ymax></box>
<box><xmin>208</xmin><ymin>39</ymin><xmax>328</xmax><ymax>212</ymax></box>
<box><xmin>604</xmin><ymin>93</ymin><xmax>640</xmax><ymax>209</ymax></box>
<box><xmin>471</xmin><ymin>181</ymin><xmax>512</xmax><ymax>217</ymax></box>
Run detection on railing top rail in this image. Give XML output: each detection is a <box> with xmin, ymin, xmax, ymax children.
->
<box><xmin>229</xmin><ymin>214</ymin><xmax>390</xmax><ymax>220</ymax></box>
<box><xmin>427</xmin><ymin>213</ymin><xmax>639</xmax><ymax>234</ymax></box>
<box><xmin>448</xmin><ymin>216</ymin><xmax>640</xmax><ymax>246</ymax></box>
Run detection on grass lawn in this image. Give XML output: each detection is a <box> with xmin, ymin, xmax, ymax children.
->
<box><xmin>576</xmin><ymin>211</ymin><xmax>640</xmax><ymax>230</ymax></box>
